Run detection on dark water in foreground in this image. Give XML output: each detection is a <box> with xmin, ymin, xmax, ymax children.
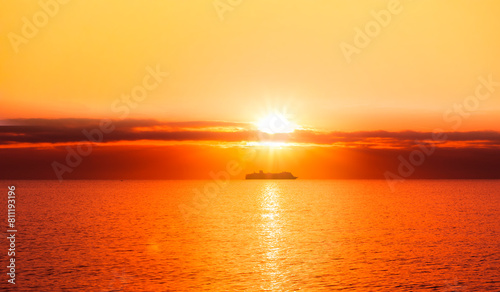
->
<box><xmin>1</xmin><ymin>180</ymin><xmax>499</xmax><ymax>291</ymax></box>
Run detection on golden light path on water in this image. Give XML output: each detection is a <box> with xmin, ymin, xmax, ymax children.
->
<box><xmin>258</xmin><ymin>183</ymin><xmax>286</xmax><ymax>291</ymax></box>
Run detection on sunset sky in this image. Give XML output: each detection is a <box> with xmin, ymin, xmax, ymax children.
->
<box><xmin>1</xmin><ymin>0</ymin><xmax>500</xmax><ymax>180</ymax></box>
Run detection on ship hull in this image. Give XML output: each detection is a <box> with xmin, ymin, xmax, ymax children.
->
<box><xmin>245</xmin><ymin>172</ymin><xmax>297</xmax><ymax>180</ymax></box>
<box><xmin>246</xmin><ymin>177</ymin><xmax>298</xmax><ymax>180</ymax></box>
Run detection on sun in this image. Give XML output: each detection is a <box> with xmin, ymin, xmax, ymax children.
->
<box><xmin>257</xmin><ymin>112</ymin><xmax>298</xmax><ymax>134</ymax></box>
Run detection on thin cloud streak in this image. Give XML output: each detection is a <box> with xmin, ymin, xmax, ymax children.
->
<box><xmin>1</xmin><ymin>118</ymin><xmax>500</xmax><ymax>149</ymax></box>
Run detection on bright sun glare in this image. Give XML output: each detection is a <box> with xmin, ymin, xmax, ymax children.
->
<box><xmin>257</xmin><ymin>112</ymin><xmax>298</xmax><ymax>134</ymax></box>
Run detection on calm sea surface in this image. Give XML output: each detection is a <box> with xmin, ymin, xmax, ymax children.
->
<box><xmin>1</xmin><ymin>180</ymin><xmax>499</xmax><ymax>291</ymax></box>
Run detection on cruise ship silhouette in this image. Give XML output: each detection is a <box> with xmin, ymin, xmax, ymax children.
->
<box><xmin>245</xmin><ymin>170</ymin><xmax>297</xmax><ymax>180</ymax></box>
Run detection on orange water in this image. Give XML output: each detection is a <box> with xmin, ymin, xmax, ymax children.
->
<box><xmin>1</xmin><ymin>180</ymin><xmax>499</xmax><ymax>291</ymax></box>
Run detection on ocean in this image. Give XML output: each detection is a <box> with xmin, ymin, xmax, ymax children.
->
<box><xmin>1</xmin><ymin>180</ymin><xmax>499</xmax><ymax>291</ymax></box>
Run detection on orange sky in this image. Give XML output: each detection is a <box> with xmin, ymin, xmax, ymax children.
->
<box><xmin>1</xmin><ymin>1</ymin><xmax>500</xmax><ymax>179</ymax></box>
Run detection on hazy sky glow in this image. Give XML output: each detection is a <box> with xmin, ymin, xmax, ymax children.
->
<box><xmin>1</xmin><ymin>0</ymin><xmax>500</xmax><ymax>179</ymax></box>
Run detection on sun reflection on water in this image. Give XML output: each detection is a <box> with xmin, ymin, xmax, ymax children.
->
<box><xmin>258</xmin><ymin>182</ymin><xmax>287</xmax><ymax>291</ymax></box>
